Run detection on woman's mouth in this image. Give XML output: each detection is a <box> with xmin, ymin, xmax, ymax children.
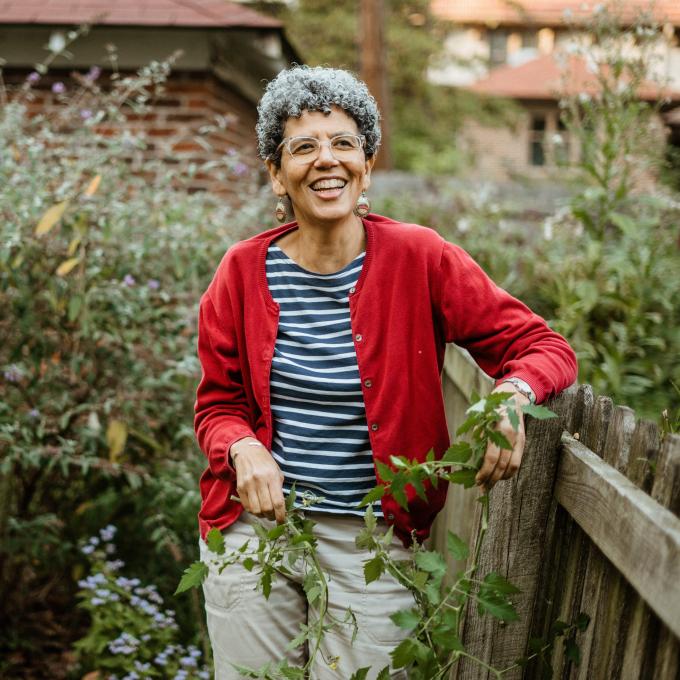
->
<box><xmin>309</xmin><ymin>178</ymin><xmax>347</xmax><ymax>199</ymax></box>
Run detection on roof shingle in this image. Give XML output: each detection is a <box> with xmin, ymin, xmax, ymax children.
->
<box><xmin>0</xmin><ymin>0</ymin><xmax>282</xmax><ymax>28</ymax></box>
<box><xmin>432</xmin><ymin>0</ymin><xmax>680</xmax><ymax>27</ymax></box>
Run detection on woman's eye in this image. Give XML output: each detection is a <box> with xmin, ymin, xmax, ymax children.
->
<box><xmin>291</xmin><ymin>141</ymin><xmax>316</xmax><ymax>154</ymax></box>
<box><xmin>334</xmin><ymin>138</ymin><xmax>354</xmax><ymax>148</ymax></box>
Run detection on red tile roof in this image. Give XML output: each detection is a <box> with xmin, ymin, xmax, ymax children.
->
<box><xmin>467</xmin><ymin>53</ymin><xmax>680</xmax><ymax>101</ymax></box>
<box><xmin>432</xmin><ymin>0</ymin><xmax>680</xmax><ymax>27</ymax></box>
<box><xmin>0</xmin><ymin>0</ymin><xmax>281</xmax><ymax>28</ymax></box>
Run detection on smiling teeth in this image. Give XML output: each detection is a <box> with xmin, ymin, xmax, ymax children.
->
<box><xmin>311</xmin><ymin>179</ymin><xmax>346</xmax><ymax>190</ymax></box>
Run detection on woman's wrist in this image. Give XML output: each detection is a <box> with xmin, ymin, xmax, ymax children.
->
<box><xmin>229</xmin><ymin>437</ymin><xmax>263</xmax><ymax>464</ymax></box>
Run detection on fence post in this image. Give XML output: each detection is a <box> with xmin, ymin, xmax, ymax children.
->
<box><xmin>454</xmin><ymin>386</ymin><xmax>577</xmax><ymax>679</ymax></box>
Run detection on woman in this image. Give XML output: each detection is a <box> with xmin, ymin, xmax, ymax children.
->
<box><xmin>195</xmin><ymin>66</ymin><xmax>577</xmax><ymax>679</ymax></box>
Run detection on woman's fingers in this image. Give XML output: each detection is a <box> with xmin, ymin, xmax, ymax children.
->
<box><xmin>234</xmin><ymin>447</ymin><xmax>286</xmax><ymax>521</ymax></box>
<box><xmin>476</xmin><ymin>422</ymin><xmax>525</xmax><ymax>490</ymax></box>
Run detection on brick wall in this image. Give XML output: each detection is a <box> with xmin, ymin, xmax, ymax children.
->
<box><xmin>11</xmin><ymin>68</ymin><xmax>265</xmax><ymax>199</ymax></box>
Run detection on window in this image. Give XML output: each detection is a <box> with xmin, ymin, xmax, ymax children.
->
<box><xmin>488</xmin><ymin>30</ymin><xmax>508</xmax><ymax>66</ymax></box>
<box><xmin>529</xmin><ymin>115</ymin><xmax>546</xmax><ymax>166</ymax></box>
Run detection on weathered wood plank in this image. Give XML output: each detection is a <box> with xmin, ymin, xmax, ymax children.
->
<box><xmin>455</xmin><ymin>389</ymin><xmax>575</xmax><ymax>679</ymax></box>
<box><xmin>617</xmin><ymin>419</ymin><xmax>661</xmax><ymax>680</ymax></box>
<box><xmin>585</xmin><ymin>406</ymin><xmax>637</xmax><ymax>679</ymax></box>
<box><xmin>555</xmin><ymin>434</ymin><xmax>680</xmax><ymax>638</ymax></box>
<box><xmin>650</xmin><ymin>435</ymin><xmax>680</xmax><ymax>679</ymax></box>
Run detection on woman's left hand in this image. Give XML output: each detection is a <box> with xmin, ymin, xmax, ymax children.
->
<box><xmin>475</xmin><ymin>384</ymin><xmax>530</xmax><ymax>493</ymax></box>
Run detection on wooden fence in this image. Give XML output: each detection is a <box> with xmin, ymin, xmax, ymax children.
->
<box><xmin>432</xmin><ymin>345</ymin><xmax>680</xmax><ymax>679</ymax></box>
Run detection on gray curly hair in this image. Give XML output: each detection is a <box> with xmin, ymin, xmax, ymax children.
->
<box><xmin>256</xmin><ymin>65</ymin><xmax>381</xmax><ymax>165</ymax></box>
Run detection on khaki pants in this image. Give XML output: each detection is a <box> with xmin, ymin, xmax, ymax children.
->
<box><xmin>200</xmin><ymin>512</ymin><xmax>413</xmax><ymax>679</ymax></box>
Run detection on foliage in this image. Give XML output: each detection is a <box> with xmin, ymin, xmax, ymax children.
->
<box><xmin>254</xmin><ymin>0</ymin><xmax>516</xmax><ymax>174</ymax></box>
<box><xmin>373</xmin><ymin>3</ymin><xmax>680</xmax><ymax>421</ymax></box>
<box><xmin>0</xmin><ymin>31</ymin><xmax>270</xmax><ymax>675</ymax></box>
<box><xmin>178</xmin><ymin>394</ymin><xmax>587</xmax><ymax>678</ymax></box>
<box><xmin>74</xmin><ymin>525</ymin><xmax>212</xmax><ymax>679</ymax></box>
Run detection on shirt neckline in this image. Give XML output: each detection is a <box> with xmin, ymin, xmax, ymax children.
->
<box><xmin>267</xmin><ymin>243</ymin><xmax>365</xmax><ymax>278</ymax></box>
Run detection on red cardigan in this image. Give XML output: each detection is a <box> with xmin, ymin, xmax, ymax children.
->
<box><xmin>194</xmin><ymin>214</ymin><xmax>577</xmax><ymax>545</ymax></box>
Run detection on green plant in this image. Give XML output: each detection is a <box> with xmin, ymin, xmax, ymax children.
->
<box><xmin>177</xmin><ymin>394</ymin><xmax>589</xmax><ymax>678</ymax></box>
<box><xmin>74</xmin><ymin>524</ymin><xmax>212</xmax><ymax>679</ymax></box>
<box><xmin>0</xmin><ymin>33</ymin><xmax>271</xmax><ymax>675</ymax></box>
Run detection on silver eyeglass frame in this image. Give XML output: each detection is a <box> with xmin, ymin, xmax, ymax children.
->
<box><xmin>273</xmin><ymin>134</ymin><xmax>366</xmax><ymax>163</ymax></box>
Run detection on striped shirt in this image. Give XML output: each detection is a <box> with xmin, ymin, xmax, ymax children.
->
<box><xmin>266</xmin><ymin>244</ymin><xmax>381</xmax><ymax>517</ymax></box>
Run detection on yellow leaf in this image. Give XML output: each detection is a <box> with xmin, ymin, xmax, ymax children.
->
<box><xmin>84</xmin><ymin>174</ymin><xmax>101</xmax><ymax>197</ymax></box>
<box><xmin>67</xmin><ymin>235</ymin><xmax>81</xmax><ymax>256</ymax></box>
<box><xmin>56</xmin><ymin>257</ymin><xmax>80</xmax><ymax>277</ymax></box>
<box><xmin>106</xmin><ymin>419</ymin><xmax>127</xmax><ymax>462</ymax></box>
<box><xmin>35</xmin><ymin>200</ymin><xmax>69</xmax><ymax>236</ymax></box>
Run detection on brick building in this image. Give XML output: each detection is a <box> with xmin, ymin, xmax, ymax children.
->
<box><xmin>430</xmin><ymin>0</ymin><xmax>680</xmax><ymax>181</ymax></box>
<box><xmin>0</xmin><ymin>0</ymin><xmax>299</xmax><ymax>194</ymax></box>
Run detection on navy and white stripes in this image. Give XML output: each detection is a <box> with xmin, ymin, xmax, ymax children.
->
<box><xmin>266</xmin><ymin>244</ymin><xmax>381</xmax><ymax>517</ymax></box>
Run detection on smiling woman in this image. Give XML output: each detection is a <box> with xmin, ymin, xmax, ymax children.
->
<box><xmin>194</xmin><ymin>65</ymin><xmax>577</xmax><ymax>679</ymax></box>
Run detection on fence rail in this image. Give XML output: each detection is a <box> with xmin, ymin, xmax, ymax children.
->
<box><xmin>434</xmin><ymin>345</ymin><xmax>680</xmax><ymax>679</ymax></box>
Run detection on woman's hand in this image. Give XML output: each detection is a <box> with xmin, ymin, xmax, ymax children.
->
<box><xmin>475</xmin><ymin>385</ymin><xmax>529</xmax><ymax>493</ymax></box>
<box><xmin>231</xmin><ymin>437</ymin><xmax>286</xmax><ymax>524</ymax></box>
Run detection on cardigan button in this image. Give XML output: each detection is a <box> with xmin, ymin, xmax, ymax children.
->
<box><xmin>371</xmin><ymin>423</ymin><xmax>379</xmax><ymax>431</ymax></box>
<box><xmin>364</xmin><ymin>379</ymin><xmax>372</xmax><ymax>388</ymax></box>
<box><xmin>349</xmin><ymin>286</ymin><xmax>356</xmax><ymax>294</ymax></box>
<box><xmin>355</xmin><ymin>333</ymin><xmax>363</xmax><ymax>342</ymax></box>
<box><xmin>387</xmin><ymin>513</ymin><xmax>395</xmax><ymax>521</ymax></box>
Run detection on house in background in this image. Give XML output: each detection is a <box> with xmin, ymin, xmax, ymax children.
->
<box><xmin>430</xmin><ymin>0</ymin><xmax>680</xmax><ymax>181</ymax></box>
<box><xmin>0</xmin><ymin>0</ymin><xmax>299</xmax><ymax>194</ymax></box>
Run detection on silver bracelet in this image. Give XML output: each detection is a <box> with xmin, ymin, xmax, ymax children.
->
<box><xmin>499</xmin><ymin>377</ymin><xmax>536</xmax><ymax>404</ymax></box>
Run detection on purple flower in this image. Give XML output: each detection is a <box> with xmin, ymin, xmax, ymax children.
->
<box><xmin>27</xmin><ymin>71</ymin><xmax>40</xmax><ymax>84</ymax></box>
<box><xmin>227</xmin><ymin>148</ymin><xmax>237</xmax><ymax>157</ymax></box>
<box><xmin>28</xmin><ymin>408</ymin><xmax>40</xmax><ymax>418</ymax></box>
<box><xmin>122</xmin><ymin>274</ymin><xmax>136</xmax><ymax>287</ymax></box>
<box><xmin>105</xmin><ymin>559</ymin><xmax>125</xmax><ymax>571</ymax></box>
<box><xmin>99</xmin><ymin>524</ymin><xmax>117</xmax><ymax>542</ymax></box>
<box><xmin>147</xmin><ymin>279</ymin><xmax>160</xmax><ymax>290</ymax></box>
<box><xmin>180</xmin><ymin>655</ymin><xmax>197</xmax><ymax>668</ymax></box>
<box><xmin>91</xmin><ymin>597</ymin><xmax>105</xmax><ymax>606</ymax></box>
<box><xmin>52</xmin><ymin>82</ymin><xmax>65</xmax><ymax>94</ymax></box>
<box><xmin>81</xmin><ymin>545</ymin><xmax>95</xmax><ymax>556</ymax></box>
<box><xmin>87</xmin><ymin>66</ymin><xmax>102</xmax><ymax>81</ymax></box>
<box><xmin>3</xmin><ymin>365</ymin><xmax>23</xmax><ymax>383</ymax></box>
<box><xmin>80</xmin><ymin>109</ymin><xmax>92</xmax><ymax>120</ymax></box>
<box><xmin>233</xmin><ymin>162</ymin><xmax>248</xmax><ymax>177</ymax></box>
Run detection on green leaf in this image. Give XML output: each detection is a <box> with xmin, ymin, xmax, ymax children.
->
<box><xmin>477</xmin><ymin>593</ymin><xmax>519</xmax><ymax>621</ymax></box>
<box><xmin>446</xmin><ymin>531</ymin><xmax>470</xmax><ymax>561</ymax></box>
<box><xmin>521</xmin><ymin>404</ymin><xmax>558</xmax><ymax>420</ymax></box>
<box><xmin>550</xmin><ymin>620</ymin><xmax>570</xmax><ymax>636</ymax></box>
<box><xmin>267</xmin><ymin>524</ymin><xmax>286</xmax><ymax>540</ymax></box>
<box><xmin>488</xmin><ymin>429</ymin><xmax>512</xmax><ymax>450</ymax></box>
<box><xmin>410</xmin><ymin>474</ymin><xmax>428</xmax><ymax>501</ymax></box>
<box><xmin>364</xmin><ymin>504</ymin><xmax>376</xmax><ymax>532</ymax></box>
<box><xmin>414</xmin><ymin>550</ymin><xmax>446</xmax><ymax>577</ymax></box>
<box><xmin>443</xmin><ymin>442</ymin><xmax>473</xmax><ymax>464</ymax></box>
<box><xmin>455</xmin><ymin>415</ymin><xmax>476</xmax><ymax>437</ymax></box>
<box><xmin>349</xmin><ymin>668</ymin><xmax>370</xmax><ymax>680</ymax></box>
<box><xmin>564</xmin><ymin>637</ymin><xmax>581</xmax><ymax>665</ymax></box>
<box><xmin>376</xmin><ymin>460</ymin><xmax>395</xmax><ymax>482</ymax></box>
<box><xmin>447</xmin><ymin>469</ymin><xmax>477</xmax><ymax>488</ymax></box>
<box><xmin>174</xmin><ymin>561</ymin><xmax>209</xmax><ymax>594</ymax></box>
<box><xmin>390</xmin><ymin>608</ymin><xmax>420</xmax><ymax>630</ymax></box>
<box><xmin>575</xmin><ymin>612</ymin><xmax>591</xmax><ymax>632</ymax></box>
<box><xmin>507</xmin><ymin>407</ymin><xmax>520</xmax><ymax>431</ymax></box>
<box><xmin>206</xmin><ymin>527</ymin><xmax>225</xmax><ymax>555</ymax></box>
<box><xmin>261</xmin><ymin>569</ymin><xmax>273</xmax><ymax>599</ymax></box>
<box><xmin>375</xmin><ymin>667</ymin><xmax>390</xmax><ymax>680</ymax></box>
<box><xmin>242</xmin><ymin>557</ymin><xmax>255</xmax><ymax>571</ymax></box>
<box><xmin>431</xmin><ymin>628</ymin><xmax>464</xmax><ymax>651</ymax></box>
<box><xmin>363</xmin><ymin>556</ymin><xmax>384</xmax><ymax>584</ymax></box>
<box><xmin>390</xmin><ymin>455</ymin><xmax>409</xmax><ymax>468</ymax></box>
<box><xmin>358</xmin><ymin>485</ymin><xmax>385</xmax><ymax>508</ymax></box>
<box><xmin>483</xmin><ymin>572</ymin><xmax>521</xmax><ymax>595</ymax></box>
<box><xmin>390</xmin><ymin>638</ymin><xmax>420</xmax><ymax>668</ymax></box>
<box><xmin>286</xmin><ymin>485</ymin><xmax>297</xmax><ymax>511</ymax></box>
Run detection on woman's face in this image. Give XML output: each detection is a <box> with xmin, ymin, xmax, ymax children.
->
<box><xmin>266</xmin><ymin>106</ymin><xmax>375</xmax><ymax>230</ymax></box>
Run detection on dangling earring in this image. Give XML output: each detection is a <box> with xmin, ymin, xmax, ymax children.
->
<box><xmin>354</xmin><ymin>191</ymin><xmax>370</xmax><ymax>217</ymax></box>
<box><xmin>275</xmin><ymin>195</ymin><xmax>287</xmax><ymax>223</ymax></box>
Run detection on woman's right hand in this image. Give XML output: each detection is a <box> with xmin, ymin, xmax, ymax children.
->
<box><xmin>230</xmin><ymin>437</ymin><xmax>286</xmax><ymax>524</ymax></box>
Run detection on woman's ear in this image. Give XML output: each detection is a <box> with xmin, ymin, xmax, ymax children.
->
<box><xmin>265</xmin><ymin>159</ymin><xmax>286</xmax><ymax>197</ymax></box>
<box><xmin>362</xmin><ymin>155</ymin><xmax>376</xmax><ymax>192</ymax></box>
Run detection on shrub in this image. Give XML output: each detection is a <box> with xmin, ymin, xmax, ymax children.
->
<box><xmin>0</xmin><ymin>33</ymin><xmax>271</xmax><ymax>676</ymax></box>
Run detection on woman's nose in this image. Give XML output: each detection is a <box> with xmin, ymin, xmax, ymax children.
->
<box><xmin>314</xmin><ymin>141</ymin><xmax>339</xmax><ymax>166</ymax></box>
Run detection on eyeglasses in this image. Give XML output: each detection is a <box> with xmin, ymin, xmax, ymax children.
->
<box><xmin>275</xmin><ymin>134</ymin><xmax>365</xmax><ymax>163</ymax></box>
